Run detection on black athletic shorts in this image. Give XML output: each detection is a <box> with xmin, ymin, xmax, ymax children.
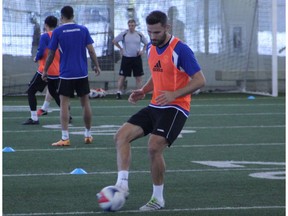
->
<box><xmin>58</xmin><ymin>77</ymin><xmax>90</xmax><ymax>97</ymax></box>
<box><xmin>119</xmin><ymin>56</ymin><xmax>144</xmax><ymax>77</ymax></box>
<box><xmin>127</xmin><ymin>106</ymin><xmax>188</xmax><ymax>146</ymax></box>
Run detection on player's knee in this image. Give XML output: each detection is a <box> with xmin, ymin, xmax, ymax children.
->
<box><xmin>114</xmin><ymin>128</ymin><xmax>127</xmax><ymax>147</ymax></box>
<box><xmin>148</xmin><ymin>136</ymin><xmax>167</xmax><ymax>156</ymax></box>
<box><xmin>148</xmin><ymin>142</ymin><xmax>162</xmax><ymax>157</ymax></box>
<box><xmin>27</xmin><ymin>88</ymin><xmax>36</xmax><ymax>95</ymax></box>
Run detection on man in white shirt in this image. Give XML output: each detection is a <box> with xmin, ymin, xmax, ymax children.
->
<box><xmin>113</xmin><ymin>19</ymin><xmax>148</xmax><ymax>99</ymax></box>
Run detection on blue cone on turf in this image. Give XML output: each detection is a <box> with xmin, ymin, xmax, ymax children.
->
<box><xmin>70</xmin><ymin>168</ymin><xmax>87</xmax><ymax>175</ymax></box>
<box><xmin>3</xmin><ymin>147</ymin><xmax>15</xmax><ymax>152</ymax></box>
<box><xmin>247</xmin><ymin>96</ymin><xmax>255</xmax><ymax>100</ymax></box>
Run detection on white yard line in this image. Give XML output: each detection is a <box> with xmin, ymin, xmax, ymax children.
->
<box><xmin>3</xmin><ymin>205</ymin><xmax>285</xmax><ymax>215</ymax></box>
<box><xmin>3</xmin><ymin>167</ymin><xmax>285</xmax><ymax>178</ymax></box>
<box><xmin>1</xmin><ymin>142</ymin><xmax>284</xmax><ymax>153</ymax></box>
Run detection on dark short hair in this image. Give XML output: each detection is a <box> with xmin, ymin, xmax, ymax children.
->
<box><xmin>45</xmin><ymin>16</ymin><xmax>58</xmax><ymax>28</ymax></box>
<box><xmin>146</xmin><ymin>10</ymin><xmax>168</xmax><ymax>26</ymax></box>
<box><xmin>61</xmin><ymin>5</ymin><xmax>74</xmax><ymax>19</ymax></box>
<box><xmin>128</xmin><ymin>19</ymin><xmax>136</xmax><ymax>24</ymax></box>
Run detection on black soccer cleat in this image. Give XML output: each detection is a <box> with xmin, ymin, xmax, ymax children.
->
<box><xmin>116</xmin><ymin>93</ymin><xmax>122</xmax><ymax>100</ymax></box>
<box><xmin>22</xmin><ymin>118</ymin><xmax>39</xmax><ymax>125</ymax></box>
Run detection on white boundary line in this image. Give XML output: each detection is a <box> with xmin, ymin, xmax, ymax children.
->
<box><xmin>3</xmin><ymin>205</ymin><xmax>285</xmax><ymax>215</ymax></box>
<box><xmin>3</xmin><ymin>125</ymin><xmax>285</xmax><ymax>134</ymax></box>
<box><xmin>3</xmin><ymin>167</ymin><xmax>285</xmax><ymax>178</ymax></box>
<box><xmin>2</xmin><ymin>142</ymin><xmax>285</xmax><ymax>153</ymax></box>
<box><xmin>2</xmin><ymin>102</ymin><xmax>285</xmax><ymax>112</ymax></box>
<box><xmin>2</xmin><ymin>112</ymin><xmax>285</xmax><ymax>120</ymax></box>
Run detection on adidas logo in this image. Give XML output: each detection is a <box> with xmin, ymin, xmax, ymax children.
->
<box><xmin>153</xmin><ymin>60</ymin><xmax>163</xmax><ymax>72</ymax></box>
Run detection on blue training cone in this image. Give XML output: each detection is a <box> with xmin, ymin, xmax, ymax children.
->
<box><xmin>247</xmin><ymin>96</ymin><xmax>255</xmax><ymax>100</ymax></box>
<box><xmin>3</xmin><ymin>147</ymin><xmax>15</xmax><ymax>152</ymax></box>
<box><xmin>70</xmin><ymin>168</ymin><xmax>88</xmax><ymax>175</ymax></box>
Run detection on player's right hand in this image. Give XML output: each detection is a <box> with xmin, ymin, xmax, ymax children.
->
<box><xmin>128</xmin><ymin>89</ymin><xmax>145</xmax><ymax>104</ymax></box>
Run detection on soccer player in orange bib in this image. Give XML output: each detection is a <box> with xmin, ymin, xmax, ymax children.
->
<box><xmin>111</xmin><ymin>10</ymin><xmax>206</xmax><ymax>211</ymax></box>
<box><xmin>23</xmin><ymin>16</ymin><xmax>60</xmax><ymax>125</ymax></box>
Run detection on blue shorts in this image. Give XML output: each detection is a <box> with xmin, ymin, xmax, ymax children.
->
<box><xmin>127</xmin><ymin>106</ymin><xmax>187</xmax><ymax>146</ymax></box>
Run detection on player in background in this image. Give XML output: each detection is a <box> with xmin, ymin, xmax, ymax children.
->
<box><xmin>112</xmin><ymin>19</ymin><xmax>148</xmax><ymax>99</ymax></box>
<box><xmin>30</xmin><ymin>12</ymin><xmax>40</xmax><ymax>58</ymax></box>
<box><xmin>112</xmin><ymin>10</ymin><xmax>206</xmax><ymax>211</ymax></box>
<box><xmin>42</xmin><ymin>5</ymin><xmax>101</xmax><ymax>146</ymax></box>
<box><xmin>23</xmin><ymin>15</ymin><xmax>61</xmax><ymax>125</ymax></box>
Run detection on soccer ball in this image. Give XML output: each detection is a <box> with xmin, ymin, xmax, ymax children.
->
<box><xmin>96</xmin><ymin>186</ymin><xmax>126</xmax><ymax>211</ymax></box>
<box><xmin>89</xmin><ymin>88</ymin><xmax>107</xmax><ymax>99</ymax></box>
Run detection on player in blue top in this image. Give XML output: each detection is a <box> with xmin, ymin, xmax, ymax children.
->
<box><xmin>42</xmin><ymin>5</ymin><xmax>101</xmax><ymax>146</ymax></box>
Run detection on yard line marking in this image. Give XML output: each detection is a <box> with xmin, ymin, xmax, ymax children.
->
<box><xmin>3</xmin><ymin>124</ymin><xmax>285</xmax><ymax>134</ymax></box>
<box><xmin>3</xmin><ymin>167</ymin><xmax>285</xmax><ymax>177</ymax></box>
<box><xmin>176</xmin><ymin>143</ymin><xmax>285</xmax><ymax>147</ymax></box>
<box><xmin>2</xmin><ymin>205</ymin><xmax>285</xmax><ymax>215</ymax></box>
<box><xmin>185</xmin><ymin>125</ymin><xmax>285</xmax><ymax>129</ymax></box>
<box><xmin>2</xmin><ymin>143</ymin><xmax>285</xmax><ymax>153</ymax></box>
<box><xmin>190</xmin><ymin>112</ymin><xmax>284</xmax><ymax>116</ymax></box>
<box><xmin>191</xmin><ymin>161</ymin><xmax>285</xmax><ymax>180</ymax></box>
<box><xmin>3</xmin><ymin>102</ymin><xmax>285</xmax><ymax>112</ymax></box>
<box><xmin>3</xmin><ymin>112</ymin><xmax>285</xmax><ymax>120</ymax></box>
<box><xmin>192</xmin><ymin>161</ymin><xmax>285</xmax><ymax>168</ymax></box>
<box><xmin>249</xmin><ymin>171</ymin><xmax>285</xmax><ymax>180</ymax></box>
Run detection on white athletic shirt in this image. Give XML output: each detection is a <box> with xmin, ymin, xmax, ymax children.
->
<box><xmin>113</xmin><ymin>30</ymin><xmax>148</xmax><ymax>57</ymax></box>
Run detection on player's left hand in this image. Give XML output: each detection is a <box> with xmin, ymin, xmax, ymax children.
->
<box><xmin>41</xmin><ymin>72</ymin><xmax>48</xmax><ymax>82</ymax></box>
<box><xmin>137</xmin><ymin>50</ymin><xmax>144</xmax><ymax>56</ymax></box>
<box><xmin>93</xmin><ymin>66</ymin><xmax>101</xmax><ymax>76</ymax></box>
<box><xmin>155</xmin><ymin>91</ymin><xmax>176</xmax><ymax>106</ymax></box>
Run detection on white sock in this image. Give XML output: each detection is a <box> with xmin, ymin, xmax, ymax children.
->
<box><xmin>61</xmin><ymin>130</ymin><xmax>69</xmax><ymax>140</ymax></box>
<box><xmin>152</xmin><ymin>184</ymin><xmax>164</xmax><ymax>203</ymax></box>
<box><xmin>31</xmin><ymin>111</ymin><xmax>38</xmax><ymax>121</ymax></box>
<box><xmin>84</xmin><ymin>128</ymin><xmax>91</xmax><ymax>137</ymax></box>
<box><xmin>116</xmin><ymin>170</ymin><xmax>129</xmax><ymax>191</ymax></box>
<box><xmin>41</xmin><ymin>101</ymin><xmax>50</xmax><ymax>111</ymax></box>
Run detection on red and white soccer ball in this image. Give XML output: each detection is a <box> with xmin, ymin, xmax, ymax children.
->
<box><xmin>89</xmin><ymin>88</ymin><xmax>107</xmax><ymax>99</ymax></box>
<box><xmin>96</xmin><ymin>186</ymin><xmax>126</xmax><ymax>211</ymax></box>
